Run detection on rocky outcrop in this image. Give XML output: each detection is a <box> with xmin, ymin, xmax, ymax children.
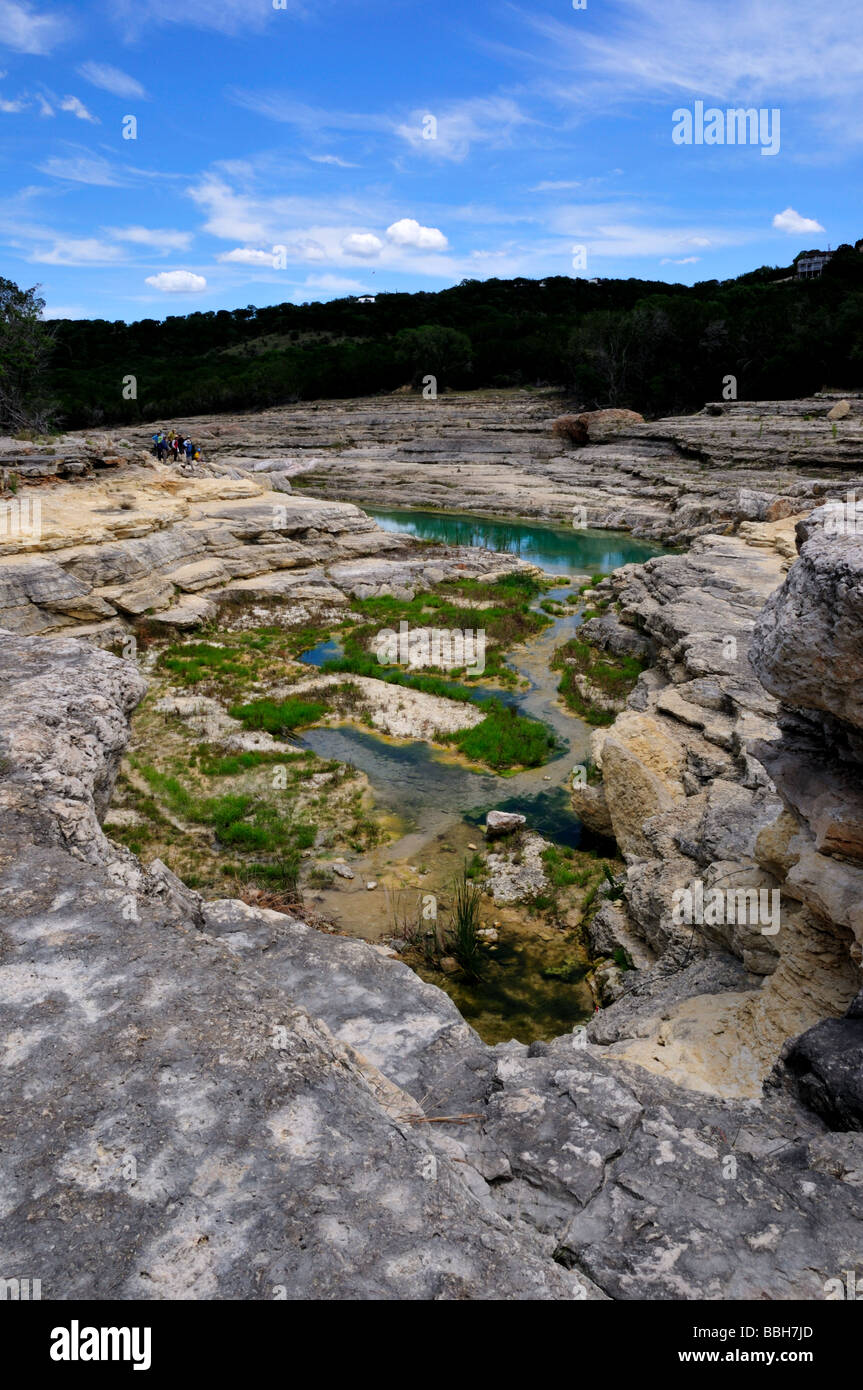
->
<box><xmin>0</xmin><ymin>437</ymin><xmax>135</xmax><ymax>482</ymax></box>
<box><xmin>553</xmin><ymin>408</ymin><xmax>645</xmax><ymax>446</ymax></box>
<box><xmin>134</xmin><ymin>391</ymin><xmax>863</xmax><ymax>545</ymax></box>
<box><xmin>749</xmin><ymin>500</ymin><xmax>863</xmax><ymax>1128</ymax></box>
<box><xmin>571</xmin><ymin>520</ymin><xmax>861</xmax><ymax>1097</ymax></box>
<box><xmin>3</xmin><ymin>632</ymin><xmax>863</xmax><ymax>1299</ymax></box>
<box><xmin>0</xmin><ymin>461</ymin><xmax>535</xmax><ymax>640</ymax></box>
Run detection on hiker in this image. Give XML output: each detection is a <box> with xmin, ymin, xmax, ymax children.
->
<box><xmin>184</xmin><ymin>438</ymin><xmax>194</xmax><ymax>460</ymax></box>
<box><xmin>152</xmin><ymin>430</ymin><xmax>166</xmax><ymax>461</ymax></box>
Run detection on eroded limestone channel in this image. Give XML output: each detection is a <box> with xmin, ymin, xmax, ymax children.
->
<box><xmin>105</xmin><ymin>513</ymin><xmax>662</xmax><ymax>1045</ymax></box>
<box><xmin>5</xmin><ymin>397</ymin><xmax>863</xmax><ymax>1300</ymax></box>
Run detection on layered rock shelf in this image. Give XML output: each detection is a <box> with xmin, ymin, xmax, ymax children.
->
<box><xmin>0</xmin><ymin>458</ymin><xmax>534</xmax><ymax>641</ymax></box>
<box><xmin>95</xmin><ymin>388</ymin><xmax>863</xmax><ymax>544</ymax></box>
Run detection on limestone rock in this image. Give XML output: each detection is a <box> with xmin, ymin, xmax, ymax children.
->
<box><xmin>485</xmin><ymin>809</ymin><xmax>527</xmax><ymax>838</ymax></box>
<box><xmin>2</xmin><ymin>633</ymin><xmax>863</xmax><ymax>1299</ymax></box>
<box><xmin>752</xmin><ymin>505</ymin><xmax>863</xmax><ymax>731</ymax></box>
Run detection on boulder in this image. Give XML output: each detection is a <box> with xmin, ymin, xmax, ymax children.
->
<box><xmin>484</xmin><ymin>809</ymin><xmax>526</xmax><ymax>838</ymax></box>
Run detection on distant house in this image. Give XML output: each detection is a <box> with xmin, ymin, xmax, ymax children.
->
<box><xmin>356</xmin><ymin>295</ymin><xmax>376</xmax><ymax>304</ymax></box>
<box><xmin>796</xmin><ymin>249</ymin><xmax>833</xmax><ymax>279</ymax></box>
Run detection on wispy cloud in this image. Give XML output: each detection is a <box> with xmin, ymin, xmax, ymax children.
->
<box><xmin>0</xmin><ymin>0</ymin><xmax>70</xmax><ymax>55</ymax></box>
<box><xmin>38</xmin><ymin>151</ymin><xmax>121</xmax><ymax>185</ymax></box>
<box><xmin>59</xmin><ymin>94</ymin><xmax>99</xmax><ymax>123</ymax></box>
<box><xmin>519</xmin><ymin>0</ymin><xmax>863</xmax><ymax>102</ymax></box>
<box><xmin>187</xmin><ymin>174</ymin><xmax>271</xmax><ymax>241</ymax></box>
<box><xmin>302</xmin><ymin>273</ymin><xmax>369</xmax><ymax>292</ymax></box>
<box><xmin>308</xmin><ymin>153</ymin><xmax>358</xmax><ymax>168</ymax></box>
<box><xmin>32</xmin><ymin>237</ymin><xmax>124</xmax><ymax>265</ymax></box>
<box><xmin>395</xmin><ymin>97</ymin><xmax>531</xmax><ymax>161</ymax></box>
<box><xmin>229</xmin><ymin>90</ymin><xmax>532</xmax><ymax>163</ymax></box>
<box><xmin>228</xmin><ymin>91</ymin><xmax>391</xmax><ymax>134</ymax></box>
<box><xmin>78</xmin><ymin>61</ymin><xmax>147</xmax><ymax>100</ymax></box>
<box><xmin>108</xmin><ymin>225</ymin><xmax>193</xmax><ymax>251</ymax></box>
<box><xmin>114</xmin><ymin>0</ymin><xmax>308</xmax><ymax>38</ymax></box>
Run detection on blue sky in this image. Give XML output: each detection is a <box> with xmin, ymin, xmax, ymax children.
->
<box><xmin>0</xmin><ymin>0</ymin><xmax>859</xmax><ymax>322</ymax></box>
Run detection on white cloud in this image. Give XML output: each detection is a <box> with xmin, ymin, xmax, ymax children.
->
<box><xmin>186</xmin><ymin>175</ymin><xmax>269</xmax><ymax>241</ymax></box>
<box><xmin>216</xmin><ymin>246</ymin><xmax>276</xmax><ymax>266</ymax></box>
<box><xmin>77</xmin><ymin>61</ymin><xmax>146</xmax><ymax>100</ymax></box>
<box><xmin>543</xmin><ymin>203</ymin><xmax>733</xmax><ymax>260</ymax></box>
<box><xmin>303</xmin><ymin>274</ymin><xmax>369</xmax><ymax>291</ymax></box>
<box><xmin>341</xmin><ymin>232</ymin><xmax>383</xmax><ymax>258</ymax></box>
<box><xmin>531</xmin><ymin>180</ymin><xmax>581</xmax><ymax>192</ymax></box>
<box><xmin>660</xmin><ymin>256</ymin><xmax>700</xmax><ymax>264</ymax></box>
<box><xmin>116</xmin><ymin>0</ymin><xmax>306</xmax><ymax>38</ymax></box>
<box><xmin>38</xmin><ymin>153</ymin><xmax>119</xmax><ymax>184</ymax></box>
<box><xmin>385</xmin><ymin>218</ymin><xmax>448</xmax><ymax>251</ymax></box>
<box><xmin>227</xmin><ymin>91</ymin><xmax>390</xmax><ymax>134</ymax></box>
<box><xmin>60</xmin><ymin>94</ymin><xmax>99</xmax><ymax>123</ymax></box>
<box><xmin>523</xmin><ymin>0</ymin><xmax>863</xmax><ymax>105</ymax></box>
<box><xmin>308</xmin><ymin>153</ymin><xmax>358</xmax><ymax>168</ymax></box>
<box><xmin>396</xmin><ymin>97</ymin><xmax>529</xmax><ymax>161</ymax></box>
<box><xmin>281</xmin><ymin>237</ymin><xmax>327</xmax><ymax>262</ymax></box>
<box><xmin>36</xmin><ymin>93</ymin><xmax>52</xmax><ymax>116</ymax></box>
<box><xmin>145</xmin><ymin>270</ymin><xmax>207</xmax><ymax>293</ymax></box>
<box><xmin>109</xmin><ymin>225</ymin><xmax>192</xmax><ymax>250</ymax></box>
<box><xmin>0</xmin><ymin>94</ymin><xmax>27</xmax><ymax>112</ymax></box>
<box><xmin>0</xmin><ymin>1</ymin><xmax>69</xmax><ymax>55</ymax></box>
<box><xmin>32</xmin><ymin>238</ymin><xmax>123</xmax><ymax>265</ymax></box>
<box><xmin>772</xmin><ymin>206</ymin><xmax>825</xmax><ymax>235</ymax></box>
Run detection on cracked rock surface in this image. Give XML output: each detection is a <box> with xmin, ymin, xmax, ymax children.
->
<box><xmin>1</xmin><ymin>631</ymin><xmax>862</xmax><ymax>1300</ymax></box>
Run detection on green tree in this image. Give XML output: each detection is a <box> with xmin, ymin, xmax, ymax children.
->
<box><xmin>394</xmin><ymin>323</ymin><xmax>472</xmax><ymax>390</ymax></box>
<box><xmin>0</xmin><ymin>278</ymin><xmax>55</xmax><ymax>432</ymax></box>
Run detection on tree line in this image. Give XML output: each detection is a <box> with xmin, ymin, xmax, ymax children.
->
<box><xmin>3</xmin><ymin>243</ymin><xmax>863</xmax><ymax>433</ymax></box>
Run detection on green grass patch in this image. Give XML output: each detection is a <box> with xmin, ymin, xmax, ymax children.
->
<box><xmin>443</xmin><ymin>702</ymin><xmax>555</xmax><ymax>771</ymax></box>
<box><xmin>136</xmin><ymin>762</ymin><xmax>316</xmax><ymax>858</ymax></box>
<box><xmin>228</xmin><ymin>697</ymin><xmax>328</xmax><ymax>736</ymax></box>
<box><xmin>551</xmin><ymin>637</ymin><xmax>646</xmax><ymax>726</ymax></box>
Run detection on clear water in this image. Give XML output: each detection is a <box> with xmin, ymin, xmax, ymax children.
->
<box><xmin>299</xmin><ymin>637</ymin><xmax>343</xmax><ymax>667</ymax></box>
<box><xmin>365</xmin><ymin>507</ymin><xmax>662</xmax><ymax>575</ymax></box>
<box><xmin>299</xmin><ymin>514</ymin><xmax>666</xmax><ymax>851</ymax></box>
